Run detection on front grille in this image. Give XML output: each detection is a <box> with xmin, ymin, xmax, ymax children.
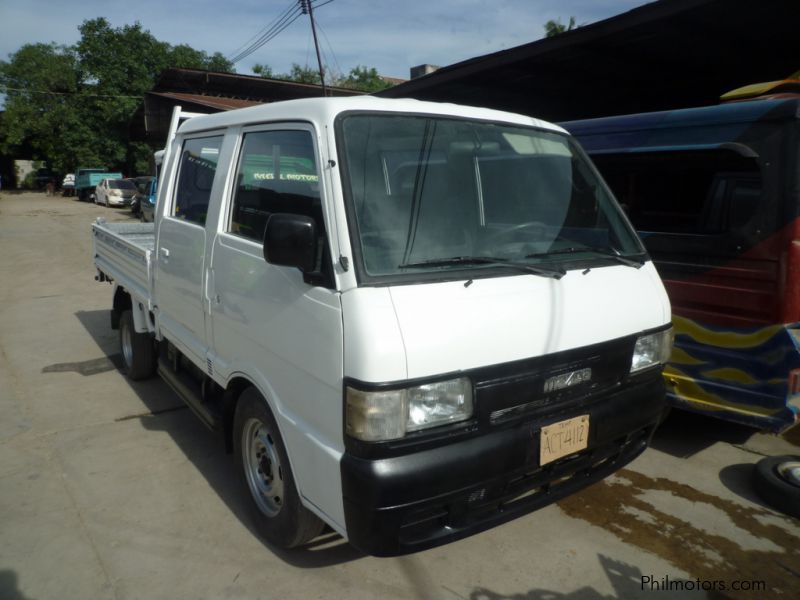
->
<box><xmin>474</xmin><ymin>335</ymin><xmax>636</xmax><ymax>426</ymax></box>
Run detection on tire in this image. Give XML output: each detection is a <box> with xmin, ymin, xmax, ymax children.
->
<box><xmin>118</xmin><ymin>309</ymin><xmax>156</xmax><ymax>380</ymax></box>
<box><xmin>753</xmin><ymin>455</ymin><xmax>800</xmax><ymax>518</ymax></box>
<box><xmin>233</xmin><ymin>388</ymin><xmax>325</xmax><ymax>548</ymax></box>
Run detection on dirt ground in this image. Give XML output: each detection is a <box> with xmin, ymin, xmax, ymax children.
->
<box><xmin>1</xmin><ymin>190</ymin><xmax>799</xmax><ymax>600</ymax></box>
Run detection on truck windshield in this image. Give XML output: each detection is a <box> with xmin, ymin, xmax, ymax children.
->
<box><xmin>338</xmin><ymin>114</ymin><xmax>644</xmax><ymax>279</ymax></box>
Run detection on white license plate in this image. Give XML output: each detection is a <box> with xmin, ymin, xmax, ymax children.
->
<box><xmin>539</xmin><ymin>415</ymin><xmax>590</xmax><ymax>466</ymax></box>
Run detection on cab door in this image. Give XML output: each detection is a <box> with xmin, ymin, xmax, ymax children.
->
<box><xmin>208</xmin><ymin>125</ymin><xmax>345</xmax><ymax>527</ymax></box>
<box><xmin>154</xmin><ymin>134</ymin><xmax>224</xmax><ymax>364</ymax></box>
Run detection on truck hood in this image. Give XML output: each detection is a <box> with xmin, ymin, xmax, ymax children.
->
<box><xmin>386</xmin><ymin>262</ymin><xmax>669</xmax><ymax>379</ymax></box>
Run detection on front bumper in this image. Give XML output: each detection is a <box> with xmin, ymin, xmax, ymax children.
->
<box><xmin>341</xmin><ymin>373</ymin><xmax>665</xmax><ymax>556</ymax></box>
<box><xmin>107</xmin><ymin>196</ymin><xmax>132</xmax><ymax>206</ymax></box>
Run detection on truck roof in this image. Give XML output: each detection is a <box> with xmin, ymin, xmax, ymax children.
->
<box><xmin>561</xmin><ymin>97</ymin><xmax>800</xmax><ymax>156</ymax></box>
<box><xmin>177</xmin><ymin>96</ymin><xmax>566</xmax><ymax>136</ymax></box>
<box><xmin>562</xmin><ymin>97</ymin><xmax>800</xmax><ymax>136</ymax></box>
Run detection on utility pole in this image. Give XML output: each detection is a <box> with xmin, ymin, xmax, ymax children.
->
<box><xmin>300</xmin><ymin>0</ymin><xmax>327</xmax><ymax>96</ymax></box>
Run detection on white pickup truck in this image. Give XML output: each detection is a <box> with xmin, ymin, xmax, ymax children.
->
<box><xmin>92</xmin><ymin>97</ymin><xmax>672</xmax><ymax>556</ymax></box>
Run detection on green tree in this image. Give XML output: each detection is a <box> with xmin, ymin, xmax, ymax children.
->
<box><xmin>544</xmin><ymin>16</ymin><xmax>577</xmax><ymax>38</ymax></box>
<box><xmin>252</xmin><ymin>63</ymin><xmax>277</xmax><ymax>79</ymax></box>
<box><xmin>206</xmin><ymin>52</ymin><xmax>235</xmax><ymax>72</ymax></box>
<box><xmin>252</xmin><ymin>63</ymin><xmax>322</xmax><ymax>85</ymax></box>
<box><xmin>0</xmin><ymin>43</ymin><xmax>82</xmax><ymax>171</ymax></box>
<box><xmin>253</xmin><ymin>63</ymin><xmax>391</xmax><ymax>92</ymax></box>
<box><xmin>0</xmin><ymin>18</ymin><xmax>235</xmax><ymax>177</ymax></box>
<box><xmin>337</xmin><ymin>65</ymin><xmax>391</xmax><ymax>92</ymax></box>
<box><xmin>74</xmin><ymin>18</ymin><xmax>170</xmax><ymax>170</ymax></box>
<box><xmin>287</xmin><ymin>63</ymin><xmax>323</xmax><ymax>85</ymax></box>
<box><xmin>170</xmin><ymin>44</ymin><xmax>234</xmax><ymax>72</ymax></box>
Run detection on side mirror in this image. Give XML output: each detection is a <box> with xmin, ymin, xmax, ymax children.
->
<box><xmin>263</xmin><ymin>213</ymin><xmax>318</xmax><ymax>272</ymax></box>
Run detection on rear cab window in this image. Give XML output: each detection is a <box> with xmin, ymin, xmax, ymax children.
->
<box><xmin>172</xmin><ymin>136</ymin><xmax>224</xmax><ymax>226</ymax></box>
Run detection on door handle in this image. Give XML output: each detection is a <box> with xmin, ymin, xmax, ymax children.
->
<box><xmin>160</xmin><ymin>247</ymin><xmax>170</xmax><ymax>258</ymax></box>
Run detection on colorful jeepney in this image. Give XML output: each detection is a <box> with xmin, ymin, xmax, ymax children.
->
<box><xmin>564</xmin><ymin>97</ymin><xmax>800</xmax><ymax>432</ymax></box>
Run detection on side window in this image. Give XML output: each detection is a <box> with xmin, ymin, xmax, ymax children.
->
<box><xmin>173</xmin><ymin>136</ymin><xmax>223</xmax><ymax>226</ymax></box>
<box><xmin>229</xmin><ymin>130</ymin><xmax>321</xmax><ymax>242</ymax></box>
<box><xmin>593</xmin><ymin>149</ymin><xmax>761</xmax><ymax>234</ymax></box>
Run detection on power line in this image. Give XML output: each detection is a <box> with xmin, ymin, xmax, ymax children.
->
<box><xmin>0</xmin><ymin>86</ymin><xmax>141</xmax><ymax>99</ymax></box>
<box><xmin>228</xmin><ymin>8</ymin><xmax>302</xmax><ymax>64</ymax></box>
<box><xmin>227</xmin><ymin>0</ymin><xmax>297</xmax><ymax>61</ymax></box>
<box><xmin>229</xmin><ymin>10</ymin><xmax>303</xmax><ymax>65</ymax></box>
<box><xmin>304</xmin><ymin>22</ymin><xmax>313</xmax><ymax>71</ymax></box>
<box><xmin>314</xmin><ymin>18</ymin><xmax>342</xmax><ymax>81</ymax></box>
<box><xmin>229</xmin><ymin>3</ymin><xmax>306</xmax><ymax>65</ymax></box>
<box><xmin>228</xmin><ymin>0</ymin><xmax>335</xmax><ymax>68</ymax></box>
<box><xmin>300</xmin><ymin>0</ymin><xmax>327</xmax><ymax>95</ymax></box>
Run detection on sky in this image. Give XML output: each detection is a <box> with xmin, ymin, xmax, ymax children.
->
<box><xmin>0</xmin><ymin>0</ymin><xmax>650</xmax><ymax>80</ymax></box>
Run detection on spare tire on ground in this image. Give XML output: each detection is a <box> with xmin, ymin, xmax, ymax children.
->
<box><xmin>753</xmin><ymin>455</ymin><xmax>800</xmax><ymax>519</ymax></box>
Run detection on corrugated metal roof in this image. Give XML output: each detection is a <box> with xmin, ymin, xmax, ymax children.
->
<box><xmin>148</xmin><ymin>92</ymin><xmax>261</xmax><ymax>111</ymax></box>
<box><xmin>379</xmin><ymin>0</ymin><xmax>800</xmax><ymax>122</ymax></box>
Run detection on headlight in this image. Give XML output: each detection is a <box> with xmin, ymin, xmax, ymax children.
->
<box><xmin>346</xmin><ymin>377</ymin><xmax>473</xmax><ymax>441</ymax></box>
<box><xmin>630</xmin><ymin>328</ymin><xmax>673</xmax><ymax>373</ymax></box>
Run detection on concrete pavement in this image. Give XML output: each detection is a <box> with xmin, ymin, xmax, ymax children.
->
<box><xmin>1</xmin><ymin>191</ymin><xmax>798</xmax><ymax>599</ymax></box>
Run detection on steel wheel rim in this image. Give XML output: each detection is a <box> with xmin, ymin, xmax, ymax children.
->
<box><xmin>121</xmin><ymin>320</ymin><xmax>133</xmax><ymax>368</ymax></box>
<box><xmin>242</xmin><ymin>417</ymin><xmax>284</xmax><ymax>517</ymax></box>
<box><xmin>777</xmin><ymin>460</ymin><xmax>800</xmax><ymax>488</ymax></box>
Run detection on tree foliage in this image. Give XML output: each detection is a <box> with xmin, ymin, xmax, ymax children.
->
<box><xmin>0</xmin><ymin>18</ymin><xmax>234</xmax><ymax>179</ymax></box>
<box><xmin>251</xmin><ymin>63</ymin><xmax>276</xmax><ymax>79</ymax></box>
<box><xmin>544</xmin><ymin>16</ymin><xmax>577</xmax><ymax>38</ymax></box>
<box><xmin>0</xmin><ymin>43</ymin><xmax>80</xmax><ymax>172</ymax></box>
<box><xmin>252</xmin><ymin>62</ymin><xmax>391</xmax><ymax>92</ymax></box>
<box><xmin>337</xmin><ymin>66</ymin><xmax>391</xmax><ymax>93</ymax></box>
<box><xmin>253</xmin><ymin>62</ymin><xmax>322</xmax><ymax>85</ymax></box>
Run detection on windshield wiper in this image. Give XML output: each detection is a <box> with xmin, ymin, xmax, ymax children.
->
<box><xmin>589</xmin><ymin>247</ymin><xmax>645</xmax><ymax>268</ymax></box>
<box><xmin>398</xmin><ymin>256</ymin><xmax>566</xmax><ymax>279</ymax></box>
<box><xmin>525</xmin><ymin>246</ymin><xmax>644</xmax><ymax>269</ymax></box>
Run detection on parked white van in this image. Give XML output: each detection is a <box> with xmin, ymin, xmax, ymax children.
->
<box><xmin>92</xmin><ymin>97</ymin><xmax>672</xmax><ymax>555</ymax></box>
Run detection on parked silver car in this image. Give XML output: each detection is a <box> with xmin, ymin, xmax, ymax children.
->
<box><xmin>95</xmin><ymin>178</ymin><xmax>137</xmax><ymax>207</ymax></box>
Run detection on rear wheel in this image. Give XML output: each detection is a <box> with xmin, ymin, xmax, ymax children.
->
<box><xmin>233</xmin><ymin>388</ymin><xmax>324</xmax><ymax>548</ymax></box>
<box><xmin>118</xmin><ymin>309</ymin><xmax>156</xmax><ymax>380</ymax></box>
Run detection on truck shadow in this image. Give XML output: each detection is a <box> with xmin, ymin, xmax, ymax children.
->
<box><xmin>73</xmin><ymin>309</ymin><xmax>364</xmax><ymax>568</ymax></box>
<box><xmin>468</xmin><ymin>554</ymin><xmax>695</xmax><ymax>599</ymax></box>
<box><xmin>649</xmin><ymin>410</ymin><xmax>786</xmax><ymax>510</ymax></box>
<box><xmin>0</xmin><ymin>570</ymin><xmax>35</xmax><ymax>600</ymax></box>
<box><xmin>649</xmin><ymin>409</ymin><xmax>756</xmax><ymax>458</ymax></box>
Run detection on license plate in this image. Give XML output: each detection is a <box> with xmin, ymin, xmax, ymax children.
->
<box><xmin>539</xmin><ymin>415</ymin><xmax>590</xmax><ymax>466</ymax></box>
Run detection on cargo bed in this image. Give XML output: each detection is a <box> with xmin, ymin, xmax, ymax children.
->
<box><xmin>92</xmin><ymin>219</ymin><xmax>155</xmax><ymax>307</ymax></box>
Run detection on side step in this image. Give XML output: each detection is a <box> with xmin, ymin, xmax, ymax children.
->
<box><xmin>158</xmin><ymin>357</ymin><xmax>222</xmax><ymax>431</ymax></box>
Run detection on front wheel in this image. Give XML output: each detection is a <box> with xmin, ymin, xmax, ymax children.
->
<box><xmin>233</xmin><ymin>388</ymin><xmax>324</xmax><ymax>548</ymax></box>
<box><xmin>118</xmin><ymin>309</ymin><xmax>156</xmax><ymax>380</ymax></box>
